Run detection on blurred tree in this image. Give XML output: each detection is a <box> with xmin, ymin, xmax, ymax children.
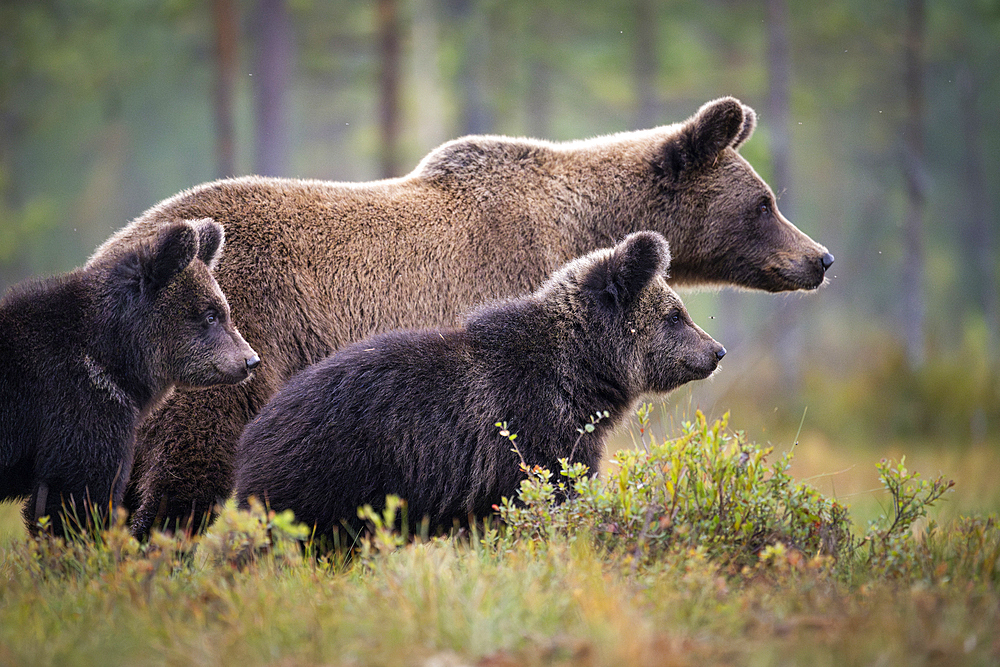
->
<box><xmin>447</xmin><ymin>0</ymin><xmax>492</xmax><ymax>135</ymax></box>
<box><xmin>253</xmin><ymin>0</ymin><xmax>292</xmax><ymax>176</ymax></box>
<box><xmin>408</xmin><ymin>0</ymin><xmax>448</xmax><ymax>156</ymax></box>
<box><xmin>212</xmin><ymin>0</ymin><xmax>239</xmax><ymax>178</ymax></box>
<box><xmin>526</xmin><ymin>3</ymin><xmax>554</xmax><ymax>138</ymax></box>
<box><xmin>902</xmin><ymin>0</ymin><xmax>927</xmax><ymax>367</ymax></box>
<box><xmin>377</xmin><ymin>0</ymin><xmax>401</xmax><ymax>177</ymax></box>
<box><xmin>633</xmin><ymin>0</ymin><xmax>658</xmax><ymax>129</ymax></box>
<box><xmin>957</xmin><ymin>64</ymin><xmax>997</xmax><ymax>355</ymax></box>
<box><xmin>766</xmin><ymin>0</ymin><xmax>791</xmax><ymax>212</ymax></box>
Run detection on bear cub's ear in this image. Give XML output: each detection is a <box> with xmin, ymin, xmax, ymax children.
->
<box><xmin>140</xmin><ymin>222</ymin><xmax>199</xmax><ymax>294</ymax></box>
<box><xmin>191</xmin><ymin>218</ymin><xmax>225</xmax><ymax>270</ymax></box>
<box><xmin>661</xmin><ymin>97</ymin><xmax>756</xmax><ymax>176</ymax></box>
<box><xmin>582</xmin><ymin>231</ymin><xmax>670</xmax><ymax>311</ymax></box>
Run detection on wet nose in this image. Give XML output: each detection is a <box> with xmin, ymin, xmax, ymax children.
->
<box><xmin>821</xmin><ymin>252</ymin><xmax>835</xmax><ymax>270</ymax></box>
<box><xmin>716</xmin><ymin>346</ymin><xmax>727</xmax><ymax>361</ymax></box>
<box><xmin>245</xmin><ymin>354</ymin><xmax>261</xmax><ymax>372</ymax></box>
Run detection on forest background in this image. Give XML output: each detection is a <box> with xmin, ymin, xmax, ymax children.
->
<box><xmin>1</xmin><ymin>0</ymin><xmax>998</xmax><ymax>533</ymax></box>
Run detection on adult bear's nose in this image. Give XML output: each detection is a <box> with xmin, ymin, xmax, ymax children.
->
<box><xmin>821</xmin><ymin>252</ymin><xmax>835</xmax><ymax>270</ymax></box>
<box><xmin>716</xmin><ymin>346</ymin><xmax>727</xmax><ymax>361</ymax></box>
<box><xmin>245</xmin><ymin>354</ymin><xmax>261</xmax><ymax>372</ymax></box>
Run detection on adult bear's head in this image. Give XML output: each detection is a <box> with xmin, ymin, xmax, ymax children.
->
<box><xmin>649</xmin><ymin>96</ymin><xmax>834</xmax><ymax>292</ymax></box>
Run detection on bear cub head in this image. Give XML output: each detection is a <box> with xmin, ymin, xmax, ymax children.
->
<box><xmin>102</xmin><ymin>218</ymin><xmax>260</xmax><ymax>390</ymax></box>
<box><xmin>529</xmin><ymin>229</ymin><xmax>725</xmax><ymax>400</ymax></box>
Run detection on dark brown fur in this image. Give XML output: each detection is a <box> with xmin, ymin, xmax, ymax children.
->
<box><xmin>1</xmin><ymin>220</ymin><xmax>258</xmax><ymax>537</ymax></box>
<box><xmin>235</xmin><ymin>232</ymin><xmax>724</xmax><ymax>539</ymax></box>
<box><xmin>90</xmin><ymin>96</ymin><xmax>833</xmax><ymax>537</ymax></box>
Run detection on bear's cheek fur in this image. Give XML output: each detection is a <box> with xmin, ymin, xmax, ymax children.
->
<box><xmin>152</xmin><ymin>272</ymin><xmax>253</xmax><ymax>387</ymax></box>
<box><xmin>642</xmin><ymin>325</ymin><xmax>719</xmax><ymax>392</ymax></box>
<box><xmin>680</xmin><ymin>156</ymin><xmax>829</xmax><ymax>292</ymax></box>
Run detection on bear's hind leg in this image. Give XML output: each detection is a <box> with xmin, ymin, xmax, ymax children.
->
<box><xmin>129</xmin><ymin>378</ymin><xmax>266</xmax><ymax>539</ymax></box>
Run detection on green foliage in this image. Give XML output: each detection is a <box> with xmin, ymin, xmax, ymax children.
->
<box><xmin>500</xmin><ymin>409</ymin><xmax>851</xmax><ymax>570</ymax></box>
<box><xmin>854</xmin><ymin>457</ymin><xmax>956</xmax><ymax>577</ymax></box>
<box><xmin>0</xmin><ymin>408</ymin><xmax>992</xmax><ymax>666</ymax></box>
<box><xmin>919</xmin><ymin>515</ymin><xmax>1000</xmax><ymax>587</ymax></box>
<box><xmin>357</xmin><ymin>494</ymin><xmax>409</xmax><ymax>561</ymax></box>
<box><xmin>499</xmin><ymin>408</ymin><xmax>957</xmax><ymax>582</ymax></box>
<box><xmin>800</xmin><ymin>340</ymin><xmax>1000</xmax><ymax>445</ymax></box>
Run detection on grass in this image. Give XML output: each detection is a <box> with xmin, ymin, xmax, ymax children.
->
<box><xmin>1</xmin><ymin>514</ymin><xmax>998</xmax><ymax>666</ymax></box>
<box><xmin>1</xmin><ymin>404</ymin><xmax>998</xmax><ymax>667</ymax></box>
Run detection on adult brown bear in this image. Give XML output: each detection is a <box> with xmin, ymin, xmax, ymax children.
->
<box><xmin>91</xmin><ymin>96</ymin><xmax>833</xmax><ymax>537</ymax></box>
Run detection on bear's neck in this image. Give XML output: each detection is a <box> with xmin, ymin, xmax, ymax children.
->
<box><xmin>83</xmin><ymin>291</ymin><xmax>162</xmax><ymax>413</ymax></box>
<box><xmin>547</xmin><ymin>145</ymin><xmax>670</xmax><ymax>259</ymax></box>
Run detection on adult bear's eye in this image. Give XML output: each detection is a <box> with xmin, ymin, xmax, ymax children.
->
<box><xmin>204</xmin><ymin>310</ymin><xmax>218</xmax><ymax>326</ymax></box>
<box><xmin>758</xmin><ymin>202</ymin><xmax>770</xmax><ymax>216</ymax></box>
<box><xmin>668</xmin><ymin>311</ymin><xmax>681</xmax><ymax>326</ymax></box>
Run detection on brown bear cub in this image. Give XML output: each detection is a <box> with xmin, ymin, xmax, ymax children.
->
<box><xmin>235</xmin><ymin>232</ymin><xmax>724</xmax><ymax>540</ymax></box>
<box><xmin>95</xmin><ymin>96</ymin><xmax>830</xmax><ymax>538</ymax></box>
<box><xmin>0</xmin><ymin>219</ymin><xmax>259</xmax><ymax>537</ymax></box>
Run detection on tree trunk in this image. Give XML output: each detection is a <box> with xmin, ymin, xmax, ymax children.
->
<box><xmin>377</xmin><ymin>0</ymin><xmax>401</xmax><ymax>178</ymax></box>
<box><xmin>958</xmin><ymin>64</ymin><xmax>997</xmax><ymax>355</ymax></box>
<box><xmin>766</xmin><ymin>0</ymin><xmax>792</xmax><ymax>214</ymax></box>
<box><xmin>901</xmin><ymin>0</ymin><xmax>927</xmax><ymax>367</ymax></box>
<box><xmin>409</xmin><ymin>0</ymin><xmax>447</xmax><ymax>155</ymax></box>
<box><xmin>449</xmin><ymin>0</ymin><xmax>492</xmax><ymax>135</ymax></box>
<box><xmin>253</xmin><ymin>0</ymin><xmax>292</xmax><ymax>177</ymax></box>
<box><xmin>526</xmin><ymin>6</ymin><xmax>553</xmax><ymax>138</ymax></box>
<box><xmin>633</xmin><ymin>0</ymin><xmax>658</xmax><ymax>129</ymax></box>
<box><xmin>765</xmin><ymin>0</ymin><xmax>801</xmax><ymax>383</ymax></box>
<box><xmin>212</xmin><ymin>0</ymin><xmax>238</xmax><ymax>178</ymax></box>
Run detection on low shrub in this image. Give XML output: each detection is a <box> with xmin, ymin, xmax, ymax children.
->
<box><xmin>498</xmin><ymin>408</ymin><xmax>955</xmax><ymax>580</ymax></box>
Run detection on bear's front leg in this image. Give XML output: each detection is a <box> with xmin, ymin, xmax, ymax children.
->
<box><xmin>128</xmin><ymin>374</ymin><xmax>272</xmax><ymax>539</ymax></box>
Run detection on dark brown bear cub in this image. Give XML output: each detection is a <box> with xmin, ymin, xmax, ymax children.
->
<box><xmin>0</xmin><ymin>219</ymin><xmax>259</xmax><ymax>537</ymax></box>
<box><xmin>235</xmin><ymin>232</ymin><xmax>724</xmax><ymax>539</ymax></box>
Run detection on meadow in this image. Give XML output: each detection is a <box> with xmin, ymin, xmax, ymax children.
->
<box><xmin>2</xmin><ymin>399</ymin><xmax>998</xmax><ymax>667</ymax></box>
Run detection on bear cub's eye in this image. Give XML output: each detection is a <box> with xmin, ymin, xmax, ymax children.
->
<box><xmin>758</xmin><ymin>202</ymin><xmax>770</xmax><ymax>216</ymax></box>
<box><xmin>204</xmin><ymin>310</ymin><xmax>219</xmax><ymax>326</ymax></box>
<box><xmin>668</xmin><ymin>311</ymin><xmax>681</xmax><ymax>326</ymax></box>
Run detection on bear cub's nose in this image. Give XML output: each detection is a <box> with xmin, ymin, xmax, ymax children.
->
<box><xmin>821</xmin><ymin>252</ymin><xmax>835</xmax><ymax>270</ymax></box>
<box><xmin>246</xmin><ymin>354</ymin><xmax>261</xmax><ymax>372</ymax></box>
<box><xmin>716</xmin><ymin>346</ymin><xmax>727</xmax><ymax>361</ymax></box>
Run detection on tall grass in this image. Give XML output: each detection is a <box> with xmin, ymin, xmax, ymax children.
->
<box><xmin>1</xmin><ymin>408</ymin><xmax>998</xmax><ymax>666</ymax></box>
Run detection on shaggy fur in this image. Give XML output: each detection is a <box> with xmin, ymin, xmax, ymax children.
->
<box><xmin>235</xmin><ymin>232</ymin><xmax>724</xmax><ymax>538</ymax></box>
<box><xmin>0</xmin><ymin>220</ymin><xmax>258</xmax><ymax>537</ymax></box>
<box><xmin>91</xmin><ymin>96</ymin><xmax>831</xmax><ymax>537</ymax></box>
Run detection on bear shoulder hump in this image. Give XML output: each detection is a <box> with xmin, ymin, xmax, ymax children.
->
<box><xmin>416</xmin><ymin>136</ymin><xmax>548</xmax><ymax>183</ymax></box>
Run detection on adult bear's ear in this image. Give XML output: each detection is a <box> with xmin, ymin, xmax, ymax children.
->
<box><xmin>659</xmin><ymin>97</ymin><xmax>754</xmax><ymax>177</ymax></box>
<box><xmin>732</xmin><ymin>101</ymin><xmax>757</xmax><ymax>149</ymax></box>
<box><xmin>142</xmin><ymin>222</ymin><xmax>198</xmax><ymax>293</ymax></box>
<box><xmin>582</xmin><ymin>231</ymin><xmax>671</xmax><ymax>311</ymax></box>
<box><xmin>191</xmin><ymin>218</ymin><xmax>225</xmax><ymax>270</ymax></box>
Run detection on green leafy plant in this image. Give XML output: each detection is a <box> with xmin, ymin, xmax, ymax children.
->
<box><xmin>851</xmin><ymin>457</ymin><xmax>955</xmax><ymax>579</ymax></box>
<box><xmin>497</xmin><ymin>408</ymin><xmax>955</xmax><ymax>578</ymax></box>
<box><xmin>357</xmin><ymin>494</ymin><xmax>409</xmax><ymax>561</ymax></box>
<box><xmin>500</xmin><ymin>409</ymin><xmax>852</xmax><ymax>570</ymax></box>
